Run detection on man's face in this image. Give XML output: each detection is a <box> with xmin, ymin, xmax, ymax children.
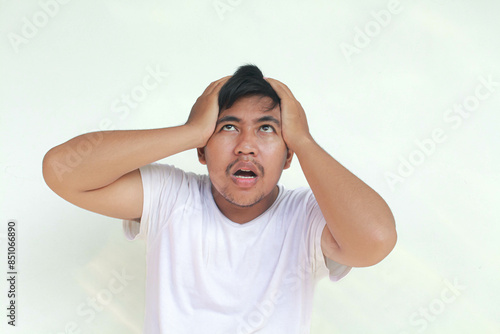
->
<box><xmin>198</xmin><ymin>95</ymin><xmax>293</xmax><ymax>209</ymax></box>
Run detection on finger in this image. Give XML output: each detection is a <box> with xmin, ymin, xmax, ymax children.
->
<box><xmin>212</xmin><ymin>75</ymin><xmax>232</xmax><ymax>95</ymax></box>
<box><xmin>265</xmin><ymin>77</ymin><xmax>295</xmax><ymax>99</ymax></box>
<box><xmin>204</xmin><ymin>75</ymin><xmax>232</xmax><ymax>96</ymax></box>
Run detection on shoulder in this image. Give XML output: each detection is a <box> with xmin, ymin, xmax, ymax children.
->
<box><xmin>273</xmin><ymin>184</ymin><xmax>315</xmax><ymax>217</ymax></box>
<box><xmin>140</xmin><ymin>162</ymin><xmax>209</xmax><ymax>193</ymax></box>
<box><xmin>277</xmin><ymin>184</ymin><xmax>313</xmax><ymax>206</ymax></box>
<box><xmin>275</xmin><ymin>185</ymin><xmax>327</xmax><ymax>231</ymax></box>
<box><xmin>141</xmin><ymin>162</ymin><xmax>206</xmax><ymax>181</ymax></box>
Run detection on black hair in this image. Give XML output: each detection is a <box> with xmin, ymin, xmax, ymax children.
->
<box><xmin>218</xmin><ymin>64</ymin><xmax>280</xmax><ymax>113</ymax></box>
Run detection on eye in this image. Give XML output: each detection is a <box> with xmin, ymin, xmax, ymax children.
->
<box><xmin>221</xmin><ymin>124</ymin><xmax>236</xmax><ymax>131</ymax></box>
<box><xmin>260</xmin><ymin>124</ymin><xmax>275</xmax><ymax>133</ymax></box>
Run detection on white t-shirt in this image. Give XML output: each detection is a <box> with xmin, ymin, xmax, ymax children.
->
<box><xmin>123</xmin><ymin>163</ymin><xmax>351</xmax><ymax>334</ymax></box>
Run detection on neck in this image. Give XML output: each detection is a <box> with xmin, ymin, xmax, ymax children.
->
<box><xmin>211</xmin><ymin>186</ymin><xmax>279</xmax><ymax>224</ymax></box>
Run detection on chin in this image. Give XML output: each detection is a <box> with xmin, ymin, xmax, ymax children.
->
<box><xmin>222</xmin><ymin>191</ymin><xmax>265</xmax><ymax>208</ymax></box>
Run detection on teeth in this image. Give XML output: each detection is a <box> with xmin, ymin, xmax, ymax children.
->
<box><xmin>235</xmin><ymin>175</ymin><xmax>256</xmax><ymax>179</ymax></box>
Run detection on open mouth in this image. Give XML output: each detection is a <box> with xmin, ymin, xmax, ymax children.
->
<box><xmin>233</xmin><ymin>169</ymin><xmax>257</xmax><ymax>179</ymax></box>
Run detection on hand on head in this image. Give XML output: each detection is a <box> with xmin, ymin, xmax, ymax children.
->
<box><xmin>186</xmin><ymin>75</ymin><xmax>232</xmax><ymax>147</ymax></box>
<box><xmin>186</xmin><ymin>74</ymin><xmax>311</xmax><ymax>152</ymax></box>
<box><xmin>264</xmin><ymin>78</ymin><xmax>311</xmax><ymax>152</ymax></box>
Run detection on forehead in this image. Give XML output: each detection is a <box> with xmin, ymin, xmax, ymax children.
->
<box><xmin>219</xmin><ymin>95</ymin><xmax>280</xmax><ymax>118</ymax></box>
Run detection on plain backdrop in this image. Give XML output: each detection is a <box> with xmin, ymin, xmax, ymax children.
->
<box><xmin>1</xmin><ymin>0</ymin><xmax>499</xmax><ymax>333</ymax></box>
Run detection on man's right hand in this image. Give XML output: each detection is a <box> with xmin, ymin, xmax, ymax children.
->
<box><xmin>185</xmin><ymin>75</ymin><xmax>231</xmax><ymax>147</ymax></box>
<box><xmin>42</xmin><ymin>75</ymin><xmax>231</xmax><ymax>222</ymax></box>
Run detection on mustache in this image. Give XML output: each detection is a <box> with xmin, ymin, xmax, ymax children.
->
<box><xmin>225</xmin><ymin>158</ymin><xmax>265</xmax><ymax>177</ymax></box>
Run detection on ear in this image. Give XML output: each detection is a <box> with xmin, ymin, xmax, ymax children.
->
<box><xmin>283</xmin><ymin>148</ymin><xmax>294</xmax><ymax>170</ymax></box>
<box><xmin>197</xmin><ymin>147</ymin><xmax>207</xmax><ymax>165</ymax></box>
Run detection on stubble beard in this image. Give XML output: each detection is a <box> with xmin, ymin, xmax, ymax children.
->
<box><xmin>217</xmin><ymin>158</ymin><xmax>267</xmax><ymax>207</ymax></box>
<box><xmin>217</xmin><ymin>184</ymin><xmax>266</xmax><ymax>208</ymax></box>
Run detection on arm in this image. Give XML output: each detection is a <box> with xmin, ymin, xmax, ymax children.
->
<box><xmin>42</xmin><ymin>76</ymin><xmax>231</xmax><ymax>221</ymax></box>
<box><xmin>266</xmin><ymin>78</ymin><xmax>397</xmax><ymax>267</ymax></box>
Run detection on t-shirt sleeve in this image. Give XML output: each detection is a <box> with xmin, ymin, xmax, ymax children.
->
<box><xmin>122</xmin><ymin>163</ymin><xmax>191</xmax><ymax>242</ymax></box>
<box><xmin>305</xmin><ymin>191</ymin><xmax>351</xmax><ymax>282</ymax></box>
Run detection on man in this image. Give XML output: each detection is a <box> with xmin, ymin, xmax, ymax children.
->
<box><xmin>42</xmin><ymin>64</ymin><xmax>397</xmax><ymax>333</ymax></box>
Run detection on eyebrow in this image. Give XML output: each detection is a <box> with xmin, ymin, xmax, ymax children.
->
<box><xmin>256</xmin><ymin>116</ymin><xmax>280</xmax><ymax>126</ymax></box>
<box><xmin>216</xmin><ymin>115</ymin><xmax>280</xmax><ymax>126</ymax></box>
<box><xmin>216</xmin><ymin>115</ymin><xmax>241</xmax><ymax>125</ymax></box>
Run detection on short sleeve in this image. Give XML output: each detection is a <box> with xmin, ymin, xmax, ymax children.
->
<box><xmin>122</xmin><ymin>163</ymin><xmax>191</xmax><ymax>242</ymax></box>
<box><xmin>306</xmin><ymin>191</ymin><xmax>351</xmax><ymax>282</ymax></box>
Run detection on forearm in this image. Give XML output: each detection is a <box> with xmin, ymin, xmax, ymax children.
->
<box><xmin>294</xmin><ymin>137</ymin><xmax>396</xmax><ymax>259</ymax></box>
<box><xmin>43</xmin><ymin>125</ymin><xmax>201</xmax><ymax>192</ymax></box>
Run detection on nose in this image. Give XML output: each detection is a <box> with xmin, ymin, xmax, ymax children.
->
<box><xmin>234</xmin><ymin>129</ymin><xmax>258</xmax><ymax>156</ymax></box>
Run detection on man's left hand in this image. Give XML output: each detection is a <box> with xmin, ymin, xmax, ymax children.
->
<box><xmin>265</xmin><ymin>78</ymin><xmax>313</xmax><ymax>152</ymax></box>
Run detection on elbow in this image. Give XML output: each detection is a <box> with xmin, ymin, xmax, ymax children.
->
<box><xmin>375</xmin><ymin>226</ymin><xmax>398</xmax><ymax>262</ymax></box>
<box><xmin>332</xmin><ymin>207</ymin><xmax>397</xmax><ymax>268</ymax></box>
<box><xmin>42</xmin><ymin>149</ymin><xmax>53</xmax><ymax>185</ymax></box>
<box><xmin>370</xmin><ymin>207</ymin><xmax>397</xmax><ymax>263</ymax></box>
<box><xmin>346</xmin><ymin>217</ymin><xmax>397</xmax><ymax>268</ymax></box>
<box><xmin>359</xmin><ymin>222</ymin><xmax>398</xmax><ymax>267</ymax></box>
<box><xmin>42</xmin><ymin>147</ymin><xmax>64</xmax><ymax>190</ymax></box>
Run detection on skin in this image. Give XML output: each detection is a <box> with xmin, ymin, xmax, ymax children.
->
<box><xmin>197</xmin><ymin>95</ymin><xmax>293</xmax><ymax>224</ymax></box>
<box><xmin>42</xmin><ymin>75</ymin><xmax>397</xmax><ymax>268</ymax></box>
<box><xmin>264</xmin><ymin>77</ymin><xmax>397</xmax><ymax>267</ymax></box>
<box><xmin>193</xmin><ymin>76</ymin><xmax>397</xmax><ymax>267</ymax></box>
